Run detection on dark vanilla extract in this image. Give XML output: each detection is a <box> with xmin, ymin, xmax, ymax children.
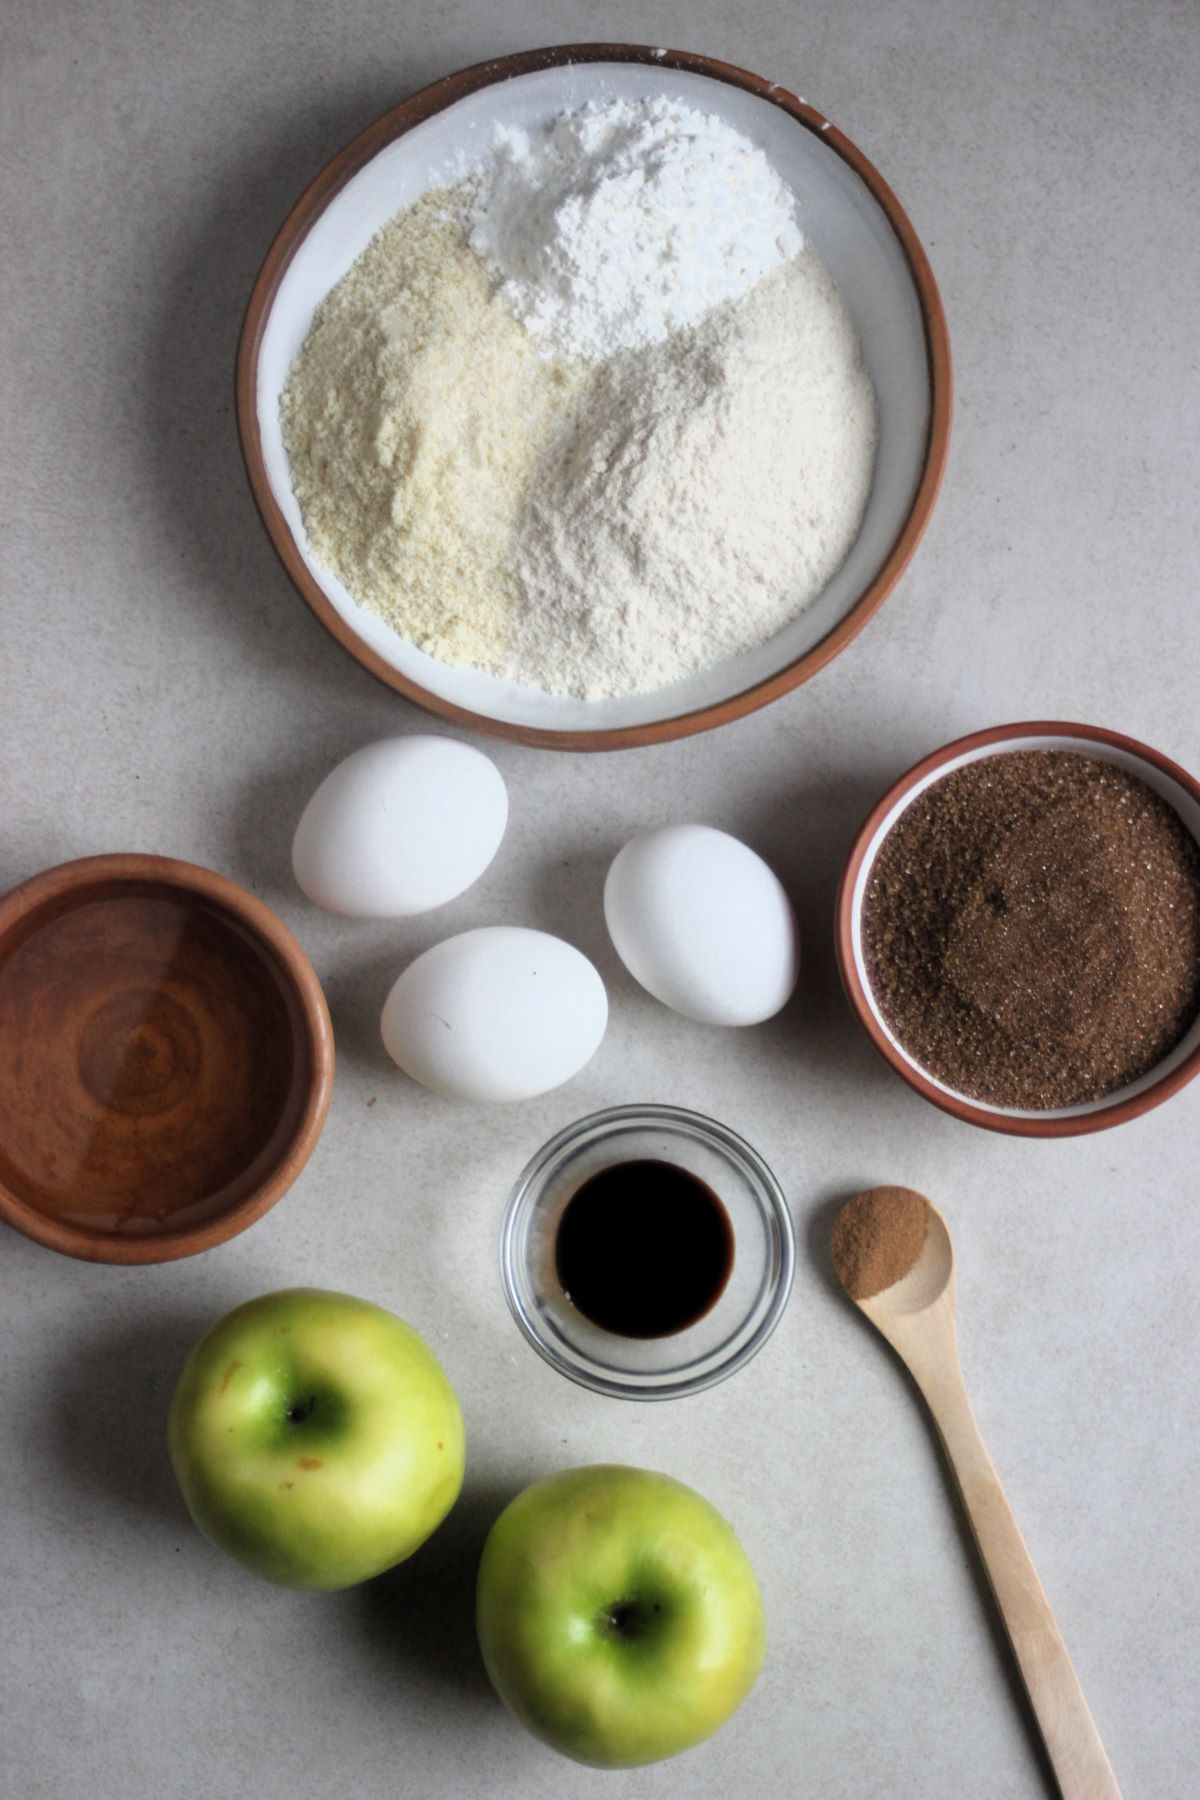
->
<box><xmin>554</xmin><ymin>1159</ymin><xmax>734</xmax><ymax>1339</ymax></box>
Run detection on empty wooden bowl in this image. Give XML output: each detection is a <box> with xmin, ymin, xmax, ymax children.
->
<box><xmin>0</xmin><ymin>854</ymin><xmax>333</xmax><ymax>1263</ymax></box>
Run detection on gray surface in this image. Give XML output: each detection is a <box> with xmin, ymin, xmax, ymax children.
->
<box><xmin>1</xmin><ymin>2</ymin><xmax>1198</xmax><ymax>1796</ymax></box>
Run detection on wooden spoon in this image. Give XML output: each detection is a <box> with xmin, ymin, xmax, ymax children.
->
<box><xmin>834</xmin><ymin>1189</ymin><xmax>1122</xmax><ymax>1800</ymax></box>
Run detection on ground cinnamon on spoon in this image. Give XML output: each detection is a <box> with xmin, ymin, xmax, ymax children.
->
<box><xmin>832</xmin><ymin>1187</ymin><xmax>930</xmax><ymax>1299</ymax></box>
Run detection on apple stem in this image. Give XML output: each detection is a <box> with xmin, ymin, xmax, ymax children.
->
<box><xmin>605</xmin><ymin>1600</ymin><xmax>661</xmax><ymax>1640</ymax></box>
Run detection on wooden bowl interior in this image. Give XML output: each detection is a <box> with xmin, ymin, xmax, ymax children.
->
<box><xmin>0</xmin><ymin>867</ymin><xmax>326</xmax><ymax>1257</ymax></box>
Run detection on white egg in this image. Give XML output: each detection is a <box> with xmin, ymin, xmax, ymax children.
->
<box><xmin>292</xmin><ymin>736</ymin><xmax>507</xmax><ymax>918</ymax></box>
<box><xmin>380</xmin><ymin>927</ymin><xmax>608</xmax><ymax>1102</ymax></box>
<box><xmin>604</xmin><ymin>824</ymin><xmax>800</xmax><ymax>1026</ymax></box>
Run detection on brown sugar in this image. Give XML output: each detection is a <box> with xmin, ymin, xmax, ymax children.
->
<box><xmin>861</xmin><ymin>751</ymin><xmax>1200</xmax><ymax>1109</ymax></box>
<box><xmin>832</xmin><ymin>1187</ymin><xmax>930</xmax><ymax>1299</ymax></box>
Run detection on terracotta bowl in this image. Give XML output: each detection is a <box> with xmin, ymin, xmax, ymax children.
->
<box><xmin>0</xmin><ymin>855</ymin><xmax>334</xmax><ymax>1262</ymax></box>
<box><xmin>237</xmin><ymin>43</ymin><xmax>950</xmax><ymax>751</ymax></box>
<box><xmin>836</xmin><ymin>722</ymin><xmax>1200</xmax><ymax>1137</ymax></box>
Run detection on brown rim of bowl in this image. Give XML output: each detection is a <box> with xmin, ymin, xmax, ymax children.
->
<box><xmin>235</xmin><ymin>42</ymin><xmax>952</xmax><ymax>752</ymax></box>
<box><xmin>835</xmin><ymin>721</ymin><xmax>1200</xmax><ymax>1138</ymax></box>
<box><xmin>0</xmin><ymin>853</ymin><xmax>334</xmax><ymax>1264</ymax></box>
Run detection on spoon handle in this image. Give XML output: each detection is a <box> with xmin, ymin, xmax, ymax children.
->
<box><xmin>918</xmin><ymin>1357</ymin><xmax>1123</xmax><ymax>1800</ymax></box>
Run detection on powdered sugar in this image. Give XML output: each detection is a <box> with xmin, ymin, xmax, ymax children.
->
<box><xmin>467</xmin><ymin>97</ymin><xmax>803</xmax><ymax>361</ymax></box>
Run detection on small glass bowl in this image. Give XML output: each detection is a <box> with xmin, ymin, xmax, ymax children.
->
<box><xmin>500</xmin><ymin>1105</ymin><xmax>795</xmax><ymax>1401</ymax></box>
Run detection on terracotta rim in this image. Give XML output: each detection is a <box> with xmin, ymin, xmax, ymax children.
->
<box><xmin>0</xmin><ymin>854</ymin><xmax>334</xmax><ymax>1264</ymax></box>
<box><xmin>236</xmin><ymin>42</ymin><xmax>952</xmax><ymax>752</ymax></box>
<box><xmin>835</xmin><ymin>721</ymin><xmax>1200</xmax><ymax>1138</ymax></box>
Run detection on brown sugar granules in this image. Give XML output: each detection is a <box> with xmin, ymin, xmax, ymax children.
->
<box><xmin>862</xmin><ymin>750</ymin><xmax>1200</xmax><ymax>1108</ymax></box>
<box><xmin>832</xmin><ymin>1187</ymin><xmax>930</xmax><ymax>1299</ymax></box>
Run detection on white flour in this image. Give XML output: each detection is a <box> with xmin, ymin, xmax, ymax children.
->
<box><xmin>467</xmin><ymin>97</ymin><xmax>803</xmax><ymax>360</ymax></box>
<box><xmin>510</xmin><ymin>248</ymin><xmax>877</xmax><ymax>698</ymax></box>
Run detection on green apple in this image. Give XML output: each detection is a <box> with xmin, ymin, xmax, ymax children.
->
<box><xmin>168</xmin><ymin>1288</ymin><xmax>464</xmax><ymax>1590</ymax></box>
<box><xmin>476</xmin><ymin>1464</ymin><xmax>764</xmax><ymax>1768</ymax></box>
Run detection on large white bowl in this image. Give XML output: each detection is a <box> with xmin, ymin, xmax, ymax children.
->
<box><xmin>238</xmin><ymin>45</ymin><xmax>950</xmax><ymax>750</ymax></box>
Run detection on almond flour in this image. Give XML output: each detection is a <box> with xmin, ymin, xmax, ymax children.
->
<box><xmin>280</xmin><ymin>190</ymin><xmax>582</xmax><ymax>670</ymax></box>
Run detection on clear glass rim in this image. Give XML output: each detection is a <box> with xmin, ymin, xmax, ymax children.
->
<box><xmin>499</xmin><ymin>1103</ymin><xmax>796</xmax><ymax>1402</ymax></box>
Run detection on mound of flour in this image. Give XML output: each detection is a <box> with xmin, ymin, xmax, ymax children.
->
<box><xmin>468</xmin><ymin>96</ymin><xmax>803</xmax><ymax>360</ymax></box>
<box><xmin>510</xmin><ymin>248</ymin><xmax>878</xmax><ymax>699</ymax></box>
